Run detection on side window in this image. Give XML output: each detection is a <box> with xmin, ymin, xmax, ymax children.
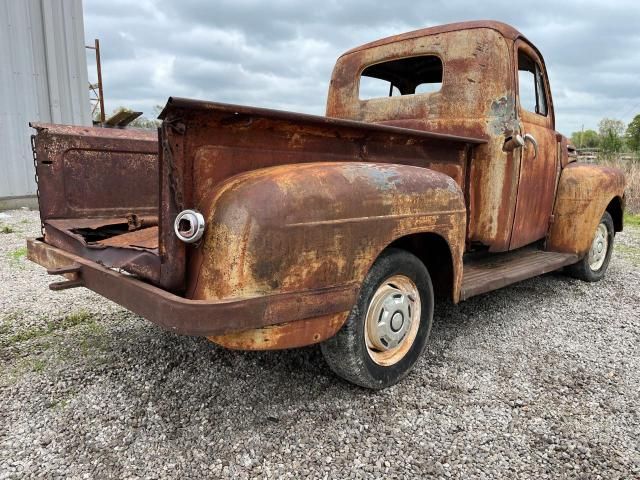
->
<box><xmin>359</xmin><ymin>55</ymin><xmax>443</xmax><ymax>100</ymax></box>
<box><xmin>518</xmin><ymin>50</ymin><xmax>548</xmax><ymax>116</ymax></box>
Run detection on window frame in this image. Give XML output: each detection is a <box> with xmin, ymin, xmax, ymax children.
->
<box><xmin>357</xmin><ymin>53</ymin><xmax>445</xmax><ymax>102</ymax></box>
<box><xmin>517</xmin><ymin>49</ymin><xmax>548</xmax><ymax>117</ymax></box>
<box><xmin>514</xmin><ymin>40</ymin><xmax>554</xmax><ymax>129</ymax></box>
<box><xmin>534</xmin><ymin>63</ymin><xmax>547</xmax><ymax>116</ymax></box>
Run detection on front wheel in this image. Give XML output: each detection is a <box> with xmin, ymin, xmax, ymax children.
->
<box><xmin>565</xmin><ymin>211</ymin><xmax>615</xmax><ymax>282</ymax></box>
<box><xmin>320</xmin><ymin>248</ymin><xmax>434</xmax><ymax>389</ymax></box>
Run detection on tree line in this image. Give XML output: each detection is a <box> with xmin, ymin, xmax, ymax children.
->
<box><xmin>571</xmin><ymin>114</ymin><xmax>640</xmax><ymax>154</ymax></box>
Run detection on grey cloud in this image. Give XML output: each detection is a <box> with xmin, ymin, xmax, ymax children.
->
<box><xmin>84</xmin><ymin>0</ymin><xmax>640</xmax><ymax>134</ymax></box>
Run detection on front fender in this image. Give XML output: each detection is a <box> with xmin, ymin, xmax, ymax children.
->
<box><xmin>547</xmin><ymin>163</ymin><xmax>625</xmax><ymax>256</ymax></box>
<box><xmin>188</xmin><ymin>162</ymin><xmax>466</xmax><ymax>303</ymax></box>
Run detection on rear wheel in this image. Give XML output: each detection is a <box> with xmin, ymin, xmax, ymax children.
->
<box><xmin>565</xmin><ymin>211</ymin><xmax>615</xmax><ymax>282</ymax></box>
<box><xmin>321</xmin><ymin>248</ymin><xmax>434</xmax><ymax>389</ymax></box>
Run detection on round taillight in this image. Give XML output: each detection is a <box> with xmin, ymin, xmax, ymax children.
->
<box><xmin>174</xmin><ymin>209</ymin><xmax>205</xmax><ymax>243</ymax></box>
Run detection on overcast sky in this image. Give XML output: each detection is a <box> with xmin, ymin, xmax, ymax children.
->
<box><xmin>84</xmin><ymin>0</ymin><xmax>640</xmax><ymax>135</ymax></box>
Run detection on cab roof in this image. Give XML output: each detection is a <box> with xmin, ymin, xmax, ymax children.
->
<box><xmin>341</xmin><ymin>20</ymin><xmax>528</xmax><ymax>57</ymax></box>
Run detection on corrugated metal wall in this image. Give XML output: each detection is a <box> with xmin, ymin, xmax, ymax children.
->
<box><xmin>0</xmin><ymin>0</ymin><xmax>90</xmax><ymax>200</ymax></box>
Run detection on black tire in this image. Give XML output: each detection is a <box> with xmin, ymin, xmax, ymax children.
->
<box><xmin>565</xmin><ymin>211</ymin><xmax>615</xmax><ymax>282</ymax></box>
<box><xmin>320</xmin><ymin>248</ymin><xmax>434</xmax><ymax>389</ymax></box>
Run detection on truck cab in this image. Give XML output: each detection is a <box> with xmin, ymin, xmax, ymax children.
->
<box><xmin>328</xmin><ymin>20</ymin><xmax>581</xmax><ymax>253</ymax></box>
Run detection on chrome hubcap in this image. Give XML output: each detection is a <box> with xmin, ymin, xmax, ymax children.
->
<box><xmin>588</xmin><ymin>222</ymin><xmax>608</xmax><ymax>271</ymax></box>
<box><xmin>365</xmin><ymin>275</ymin><xmax>421</xmax><ymax>366</ymax></box>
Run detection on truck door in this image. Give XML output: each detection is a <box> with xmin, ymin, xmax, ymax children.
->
<box><xmin>509</xmin><ymin>42</ymin><xmax>558</xmax><ymax>250</ymax></box>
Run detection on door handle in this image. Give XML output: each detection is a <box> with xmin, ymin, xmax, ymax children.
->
<box><xmin>502</xmin><ymin>134</ymin><xmax>525</xmax><ymax>152</ymax></box>
<box><xmin>523</xmin><ymin>133</ymin><xmax>538</xmax><ymax>158</ymax></box>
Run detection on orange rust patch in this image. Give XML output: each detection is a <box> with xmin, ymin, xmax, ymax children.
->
<box><xmin>208</xmin><ymin>312</ymin><xmax>349</xmax><ymax>350</ymax></box>
<box><xmin>547</xmin><ymin>164</ymin><xmax>625</xmax><ymax>256</ymax></box>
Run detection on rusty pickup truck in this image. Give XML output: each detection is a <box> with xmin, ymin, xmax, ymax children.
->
<box><xmin>27</xmin><ymin>21</ymin><xmax>626</xmax><ymax>389</ymax></box>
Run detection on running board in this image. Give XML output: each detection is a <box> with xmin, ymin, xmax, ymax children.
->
<box><xmin>460</xmin><ymin>247</ymin><xmax>579</xmax><ymax>301</ymax></box>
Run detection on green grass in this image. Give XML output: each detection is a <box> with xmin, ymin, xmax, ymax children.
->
<box><xmin>49</xmin><ymin>392</ymin><xmax>75</xmax><ymax>410</ymax></box>
<box><xmin>624</xmin><ymin>212</ymin><xmax>640</xmax><ymax>227</ymax></box>
<box><xmin>31</xmin><ymin>358</ymin><xmax>46</xmax><ymax>373</ymax></box>
<box><xmin>0</xmin><ymin>310</ymin><xmax>109</xmax><ymax>386</ymax></box>
<box><xmin>1</xmin><ymin>310</ymin><xmax>94</xmax><ymax>348</ymax></box>
<box><xmin>0</xmin><ymin>311</ymin><xmax>22</xmax><ymax>332</ymax></box>
<box><xmin>55</xmin><ymin>310</ymin><xmax>92</xmax><ymax>329</ymax></box>
<box><xmin>5</xmin><ymin>326</ymin><xmax>46</xmax><ymax>344</ymax></box>
<box><xmin>616</xmin><ymin>244</ymin><xmax>640</xmax><ymax>254</ymax></box>
<box><xmin>8</xmin><ymin>246</ymin><xmax>27</xmax><ymax>260</ymax></box>
<box><xmin>1</xmin><ymin>224</ymin><xmax>15</xmax><ymax>234</ymax></box>
<box><xmin>1</xmin><ymin>356</ymin><xmax>50</xmax><ymax>386</ymax></box>
<box><xmin>616</xmin><ymin>244</ymin><xmax>640</xmax><ymax>266</ymax></box>
<box><xmin>79</xmin><ymin>323</ymin><xmax>109</xmax><ymax>355</ymax></box>
<box><xmin>7</xmin><ymin>246</ymin><xmax>28</xmax><ymax>269</ymax></box>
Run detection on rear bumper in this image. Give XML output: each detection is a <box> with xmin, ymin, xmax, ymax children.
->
<box><xmin>27</xmin><ymin>238</ymin><xmax>358</xmax><ymax>336</ymax></box>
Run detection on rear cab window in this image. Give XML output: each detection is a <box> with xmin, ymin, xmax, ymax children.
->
<box><xmin>359</xmin><ymin>55</ymin><xmax>443</xmax><ymax>100</ymax></box>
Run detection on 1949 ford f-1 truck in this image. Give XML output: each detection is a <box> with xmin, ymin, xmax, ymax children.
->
<box><xmin>27</xmin><ymin>21</ymin><xmax>625</xmax><ymax>388</ymax></box>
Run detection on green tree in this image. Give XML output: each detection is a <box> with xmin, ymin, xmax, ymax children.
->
<box><xmin>598</xmin><ymin>118</ymin><xmax>625</xmax><ymax>154</ymax></box>
<box><xmin>626</xmin><ymin>114</ymin><xmax>640</xmax><ymax>153</ymax></box>
<box><xmin>570</xmin><ymin>129</ymin><xmax>600</xmax><ymax>148</ymax></box>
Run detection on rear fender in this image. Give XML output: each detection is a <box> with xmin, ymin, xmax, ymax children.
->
<box><xmin>547</xmin><ymin>163</ymin><xmax>625</xmax><ymax>256</ymax></box>
<box><xmin>188</xmin><ymin>162</ymin><xmax>466</xmax><ymax>311</ymax></box>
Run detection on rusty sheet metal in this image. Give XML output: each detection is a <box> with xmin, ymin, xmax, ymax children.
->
<box><xmin>460</xmin><ymin>246</ymin><xmax>578</xmax><ymax>300</ymax></box>
<box><xmin>340</xmin><ymin>21</ymin><xmax>525</xmax><ymax>57</ymax></box>
<box><xmin>158</xmin><ymin>97</ymin><xmax>482</xmax><ymax>298</ymax></box>
<box><xmin>46</xmin><ymin>217</ymin><xmax>156</xmax><ymax>240</ymax></box>
<box><xmin>44</xmin><ymin>218</ymin><xmax>160</xmax><ymax>282</ymax></box>
<box><xmin>31</xmin><ymin>124</ymin><xmax>162</xmax><ymax>284</ymax></box>
<box><xmin>208</xmin><ymin>312</ymin><xmax>349</xmax><ymax>350</ymax></box>
<box><xmin>30</xmin><ymin>123</ymin><xmax>158</xmax><ymax>222</ymax></box>
<box><xmin>157</xmin><ymin>120</ymin><xmax>188</xmax><ymax>292</ymax></box>
<box><xmin>27</xmin><ymin>238</ymin><xmax>358</xmax><ymax>336</ymax></box>
<box><xmin>46</xmin><ymin>217</ymin><xmax>133</xmax><ymax>232</ymax></box>
<box><xmin>186</xmin><ymin>162</ymin><xmax>466</xmax><ymax>307</ymax></box>
<box><xmin>507</xmin><ymin>40</ymin><xmax>558</xmax><ymax>250</ymax></box>
<box><xmin>556</xmin><ymin>133</ymin><xmax>576</xmax><ymax>168</ymax></box>
<box><xmin>97</xmin><ymin>226</ymin><xmax>159</xmax><ymax>249</ymax></box>
<box><xmin>328</xmin><ymin>22</ymin><xmax>536</xmax><ymax>253</ymax></box>
<box><xmin>126</xmin><ymin>214</ymin><xmax>158</xmax><ymax>231</ymax></box>
<box><xmin>547</xmin><ymin>163</ymin><xmax>625</xmax><ymax>256</ymax></box>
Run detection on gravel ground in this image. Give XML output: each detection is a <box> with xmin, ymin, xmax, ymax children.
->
<box><xmin>0</xmin><ymin>209</ymin><xmax>638</xmax><ymax>479</ymax></box>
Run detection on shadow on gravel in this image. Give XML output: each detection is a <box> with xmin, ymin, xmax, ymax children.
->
<box><xmin>88</xmin><ymin>270</ymin><xmax>580</xmax><ymax>421</ymax></box>
<box><xmin>428</xmin><ymin>270</ymin><xmax>574</xmax><ymax>351</ymax></box>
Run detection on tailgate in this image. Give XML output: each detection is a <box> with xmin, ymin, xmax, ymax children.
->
<box><xmin>30</xmin><ymin>123</ymin><xmax>164</xmax><ymax>285</ymax></box>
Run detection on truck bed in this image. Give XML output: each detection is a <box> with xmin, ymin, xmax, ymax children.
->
<box><xmin>32</xmin><ymin>99</ymin><xmax>486</xmax><ymax>294</ymax></box>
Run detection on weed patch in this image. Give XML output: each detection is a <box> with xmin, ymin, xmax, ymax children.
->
<box><xmin>31</xmin><ymin>358</ymin><xmax>46</xmax><ymax>373</ymax></box>
<box><xmin>7</xmin><ymin>247</ymin><xmax>27</xmax><ymax>267</ymax></box>
<box><xmin>624</xmin><ymin>213</ymin><xmax>640</xmax><ymax>227</ymax></box>
<box><xmin>1</xmin><ymin>310</ymin><xmax>95</xmax><ymax>347</ymax></box>
<box><xmin>616</xmin><ymin>244</ymin><xmax>640</xmax><ymax>266</ymax></box>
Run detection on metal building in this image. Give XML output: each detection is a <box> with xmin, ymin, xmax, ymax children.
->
<box><xmin>0</xmin><ymin>0</ymin><xmax>90</xmax><ymax>208</ymax></box>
